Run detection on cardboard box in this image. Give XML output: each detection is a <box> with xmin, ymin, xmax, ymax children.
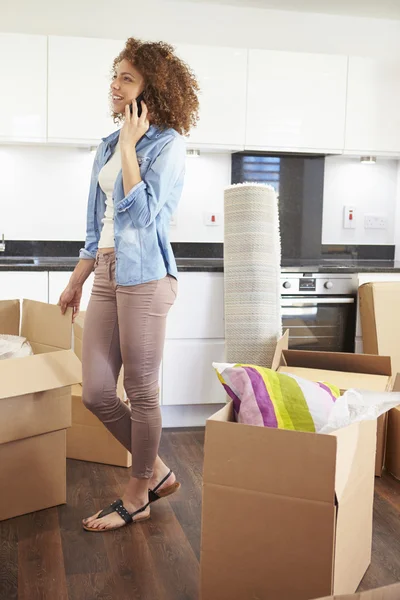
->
<box><xmin>74</xmin><ymin>312</ymin><xmax>125</xmax><ymax>400</ymax></box>
<box><xmin>201</xmin><ymin>407</ymin><xmax>377</xmax><ymax>600</ymax></box>
<box><xmin>359</xmin><ymin>282</ymin><xmax>400</xmax><ymax>477</ymax></box>
<box><xmin>67</xmin><ymin>384</ymin><xmax>131</xmax><ymax>467</ymax></box>
<box><xmin>274</xmin><ymin>332</ymin><xmax>392</xmax><ymax>477</ymax></box>
<box><xmin>0</xmin><ymin>430</ymin><xmax>67</xmax><ymax>521</ymax></box>
<box><xmin>0</xmin><ymin>299</ymin><xmax>82</xmax><ymax>521</ymax></box>
<box><xmin>385</xmin><ymin>374</ymin><xmax>400</xmax><ymax>479</ymax></box>
<box><xmin>359</xmin><ymin>282</ymin><xmax>400</xmax><ymax>374</ymax></box>
<box><xmin>317</xmin><ymin>582</ymin><xmax>400</xmax><ymax>599</ymax></box>
<box><xmin>201</xmin><ymin>335</ymin><xmax>384</xmax><ymax>600</ymax></box>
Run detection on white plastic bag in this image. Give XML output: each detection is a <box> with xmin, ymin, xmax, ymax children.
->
<box><xmin>0</xmin><ymin>334</ymin><xmax>33</xmax><ymax>360</ymax></box>
<box><xmin>319</xmin><ymin>389</ymin><xmax>400</xmax><ymax>434</ymax></box>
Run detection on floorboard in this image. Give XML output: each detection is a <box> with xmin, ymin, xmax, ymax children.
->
<box><xmin>1</xmin><ymin>429</ymin><xmax>400</xmax><ymax>599</ymax></box>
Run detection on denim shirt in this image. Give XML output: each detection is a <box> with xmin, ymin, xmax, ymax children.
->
<box><xmin>79</xmin><ymin>125</ymin><xmax>186</xmax><ymax>286</ymax></box>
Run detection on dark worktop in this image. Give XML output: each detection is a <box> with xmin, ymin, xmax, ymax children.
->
<box><xmin>1</xmin><ymin>256</ymin><xmax>400</xmax><ymax>273</ymax></box>
<box><xmin>0</xmin><ymin>256</ymin><xmax>224</xmax><ymax>273</ymax></box>
<box><xmin>1</xmin><ymin>242</ymin><xmax>399</xmax><ymax>274</ymax></box>
<box><xmin>280</xmin><ymin>259</ymin><xmax>400</xmax><ymax>273</ymax></box>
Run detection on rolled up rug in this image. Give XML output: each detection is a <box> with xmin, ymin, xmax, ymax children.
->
<box><xmin>224</xmin><ymin>183</ymin><xmax>281</xmax><ymax>367</ymax></box>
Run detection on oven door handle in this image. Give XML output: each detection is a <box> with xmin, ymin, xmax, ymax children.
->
<box><xmin>281</xmin><ymin>297</ymin><xmax>355</xmax><ymax>307</ymax></box>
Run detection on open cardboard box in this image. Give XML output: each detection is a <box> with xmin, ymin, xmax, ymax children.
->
<box><xmin>71</xmin><ymin>314</ymin><xmax>131</xmax><ymax>467</ymax></box>
<box><xmin>274</xmin><ymin>331</ymin><xmax>393</xmax><ymax>477</ymax></box>
<box><xmin>317</xmin><ymin>582</ymin><xmax>400</xmax><ymax>599</ymax></box>
<box><xmin>67</xmin><ymin>384</ymin><xmax>131</xmax><ymax>467</ymax></box>
<box><xmin>0</xmin><ymin>299</ymin><xmax>82</xmax><ymax>521</ymax></box>
<box><xmin>359</xmin><ymin>282</ymin><xmax>400</xmax><ymax>479</ymax></box>
<box><xmin>201</xmin><ymin>333</ymin><xmax>387</xmax><ymax>600</ymax></box>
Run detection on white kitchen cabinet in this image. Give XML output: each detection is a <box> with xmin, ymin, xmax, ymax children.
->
<box><xmin>356</xmin><ymin>273</ymin><xmax>400</xmax><ymax>339</ymax></box>
<box><xmin>166</xmin><ymin>272</ymin><xmax>224</xmax><ymax>339</ymax></box>
<box><xmin>245</xmin><ymin>50</ymin><xmax>348</xmax><ymax>152</ymax></box>
<box><xmin>0</xmin><ymin>34</ymin><xmax>47</xmax><ymax>142</ymax></box>
<box><xmin>48</xmin><ymin>271</ymin><xmax>94</xmax><ymax>310</ymax></box>
<box><xmin>0</xmin><ymin>272</ymin><xmax>48</xmax><ymax>303</ymax></box>
<box><xmin>175</xmin><ymin>45</ymin><xmax>247</xmax><ymax>150</ymax></box>
<box><xmin>162</xmin><ymin>339</ymin><xmax>226</xmax><ymax>405</ymax></box>
<box><xmin>48</xmin><ymin>36</ymin><xmax>123</xmax><ymax>143</ymax></box>
<box><xmin>345</xmin><ymin>57</ymin><xmax>400</xmax><ymax>156</ymax></box>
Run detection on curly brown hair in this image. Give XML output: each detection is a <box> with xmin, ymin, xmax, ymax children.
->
<box><xmin>112</xmin><ymin>38</ymin><xmax>200</xmax><ymax>136</ymax></box>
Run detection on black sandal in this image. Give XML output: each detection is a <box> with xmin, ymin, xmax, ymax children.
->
<box><xmin>83</xmin><ymin>499</ymin><xmax>150</xmax><ymax>532</ymax></box>
<box><xmin>148</xmin><ymin>470</ymin><xmax>181</xmax><ymax>504</ymax></box>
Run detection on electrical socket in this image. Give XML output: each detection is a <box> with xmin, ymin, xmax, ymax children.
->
<box><xmin>364</xmin><ymin>215</ymin><xmax>387</xmax><ymax>230</ymax></box>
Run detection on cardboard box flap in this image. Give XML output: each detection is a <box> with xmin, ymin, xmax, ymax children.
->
<box><xmin>278</xmin><ymin>366</ymin><xmax>391</xmax><ymax>393</ymax></box>
<box><xmin>360</xmin><ymin>282</ymin><xmax>400</xmax><ymax>375</ymax></box>
<box><xmin>205</xmin><ymin>406</ymin><xmax>337</xmax><ymax>503</ymax></box>
<box><xmin>281</xmin><ymin>349</ymin><xmax>392</xmax><ymax>377</ymax></box>
<box><xmin>331</xmin><ymin>420</ymin><xmax>376</xmax><ymax>595</ymax></box>
<box><xmin>73</xmin><ymin>312</ymin><xmax>85</xmax><ymax>342</ymax></box>
<box><xmin>358</xmin><ymin>283</ymin><xmax>379</xmax><ymax>357</ymax></box>
<box><xmin>0</xmin><ymin>300</ymin><xmax>20</xmax><ymax>336</ymax></box>
<box><xmin>271</xmin><ymin>330</ymin><xmax>289</xmax><ymax>371</ymax></box>
<box><xmin>318</xmin><ymin>582</ymin><xmax>400</xmax><ymax>599</ymax></box>
<box><xmin>0</xmin><ymin>349</ymin><xmax>82</xmax><ymax>400</ymax></box>
<box><xmin>21</xmin><ymin>300</ymin><xmax>72</xmax><ymax>351</ymax></box>
<box><xmin>393</xmin><ymin>374</ymin><xmax>400</xmax><ymax>392</ymax></box>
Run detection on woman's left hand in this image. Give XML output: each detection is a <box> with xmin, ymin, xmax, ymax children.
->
<box><xmin>120</xmin><ymin>100</ymin><xmax>150</xmax><ymax>148</ymax></box>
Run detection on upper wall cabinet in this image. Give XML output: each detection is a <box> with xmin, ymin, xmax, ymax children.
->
<box><xmin>48</xmin><ymin>36</ymin><xmax>124</xmax><ymax>143</ymax></box>
<box><xmin>175</xmin><ymin>45</ymin><xmax>247</xmax><ymax>150</ymax></box>
<box><xmin>0</xmin><ymin>34</ymin><xmax>47</xmax><ymax>142</ymax></box>
<box><xmin>345</xmin><ymin>57</ymin><xmax>400</xmax><ymax>156</ymax></box>
<box><xmin>245</xmin><ymin>50</ymin><xmax>348</xmax><ymax>153</ymax></box>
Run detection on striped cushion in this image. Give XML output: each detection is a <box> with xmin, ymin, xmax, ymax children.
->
<box><xmin>213</xmin><ymin>362</ymin><xmax>340</xmax><ymax>433</ymax></box>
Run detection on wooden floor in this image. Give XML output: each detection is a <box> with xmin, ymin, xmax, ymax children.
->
<box><xmin>1</xmin><ymin>429</ymin><xmax>400</xmax><ymax>600</ymax></box>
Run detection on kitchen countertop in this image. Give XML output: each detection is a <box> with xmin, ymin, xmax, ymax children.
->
<box><xmin>0</xmin><ymin>256</ymin><xmax>225</xmax><ymax>272</ymax></box>
<box><xmin>280</xmin><ymin>259</ymin><xmax>400</xmax><ymax>273</ymax></box>
<box><xmin>1</xmin><ymin>256</ymin><xmax>400</xmax><ymax>273</ymax></box>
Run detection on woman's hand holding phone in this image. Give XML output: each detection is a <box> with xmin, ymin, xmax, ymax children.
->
<box><xmin>120</xmin><ymin>96</ymin><xmax>149</xmax><ymax>149</ymax></box>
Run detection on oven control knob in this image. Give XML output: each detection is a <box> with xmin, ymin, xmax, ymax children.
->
<box><xmin>324</xmin><ymin>281</ymin><xmax>333</xmax><ymax>290</ymax></box>
<box><xmin>283</xmin><ymin>281</ymin><xmax>291</xmax><ymax>289</ymax></box>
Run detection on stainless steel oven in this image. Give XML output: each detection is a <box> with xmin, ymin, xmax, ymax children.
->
<box><xmin>281</xmin><ymin>272</ymin><xmax>357</xmax><ymax>352</ymax></box>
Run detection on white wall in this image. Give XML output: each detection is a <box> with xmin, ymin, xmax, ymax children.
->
<box><xmin>395</xmin><ymin>163</ymin><xmax>400</xmax><ymax>260</ymax></box>
<box><xmin>322</xmin><ymin>156</ymin><xmax>399</xmax><ymax>246</ymax></box>
<box><xmin>1</xmin><ymin>0</ymin><xmax>400</xmax><ymax>59</ymax></box>
<box><xmin>0</xmin><ymin>145</ymin><xmax>230</xmax><ymax>242</ymax></box>
<box><xmin>171</xmin><ymin>153</ymin><xmax>230</xmax><ymax>242</ymax></box>
<box><xmin>0</xmin><ymin>145</ymin><xmax>93</xmax><ymax>241</ymax></box>
<box><xmin>2</xmin><ymin>145</ymin><xmax>399</xmax><ymax>248</ymax></box>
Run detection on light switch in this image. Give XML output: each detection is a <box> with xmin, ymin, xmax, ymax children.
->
<box><xmin>343</xmin><ymin>206</ymin><xmax>356</xmax><ymax>229</ymax></box>
<box><xmin>204</xmin><ymin>212</ymin><xmax>222</xmax><ymax>226</ymax></box>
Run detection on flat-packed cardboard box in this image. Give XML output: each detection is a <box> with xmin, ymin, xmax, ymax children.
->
<box><xmin>317</xmin><ymin>582</ymin><xmax>400</xmax><ymax>599</ymax></box>
<box><xmin>0</xmin><ymin>299</ymin><xmax>82</xmax><ymax>521</ymax></box>
<box><xmin>200</xmin><ymin>335</ymin><xmax>383</xmax><ymax>600</ymax></box>
<box><xmin>359</xmin><ymin>282</ymin><xmax>400</xmax><ymax>373</ymax></box>
<box><xmin>359</xmin><ymin>282</ymin><xmax>400</xmax><ymax>477</ymax></box>
<box><xmin>385</xmin><ymin>374</ymin><xmax>400</xmax><ymax>479</ymax></box>
<box><xmin>274</xmin><ymin>332</ymin><xmax>392</xmax><ymax>477</ymax></box>
<box><xmin>67</xmin><ymin>384</ymin><xmax>131</xmax><ymax>467</ymax></box>
<box><xmin>74</xmin><ymin>312</ymin><xmax>125</xmax><ymax>400</ymax></box>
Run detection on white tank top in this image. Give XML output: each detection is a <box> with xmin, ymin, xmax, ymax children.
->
<box><xmin>98</xmin><ymin>143</ymin><xmax>121</xmax><ymax>248</ymax></box>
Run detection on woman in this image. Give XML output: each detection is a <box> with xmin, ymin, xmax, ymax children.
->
<box><xmin>59</xmin><ymin>38</ymin><xmax>199</xmax><ymax>532</ymax></box>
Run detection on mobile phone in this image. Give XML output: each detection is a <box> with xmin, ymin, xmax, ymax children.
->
<box><xmin>130</xmin><ymin>93</ymin><xmax>145</xmax><ymax>117</ymax></box>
